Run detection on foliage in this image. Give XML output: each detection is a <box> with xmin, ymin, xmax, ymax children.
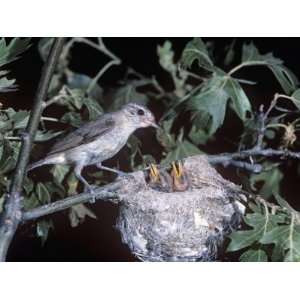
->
<box><xmin>1</xmin><ymin>37</ymin><xmax>300</xmax><ymax>260</ymax></box>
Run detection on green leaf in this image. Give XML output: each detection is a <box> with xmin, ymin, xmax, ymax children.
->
<box><xmin>68</xmin><ymin>204</ymin><xmax>97</xmax><ymax>227</ymax></box>
<box><xmin>0</xmin><ymin>193</ymin><xmax>4</xmax><ymax>213</ymax></box>
<box><xmin>35</xmin><ymin>182</ymin><xmax>51</xmax><ymax>204</ymax></box>
<box><xmin>242</xmin><ymin>42</ymin><xmax>282</xmax><ymax>65</ymax></box>
<box><xmin>108</xmin><ymin>84</ymin><xmax>149</xmax><ymax>112</ymax></box>
<box><xmin>157</xmin><ymin>40</ymin><xmax>176</xmax><ymax>73</ymax></box>
<box><xmin>61</xmin><ymin>112</ymin><xmax>83</xmax><ymax>128</ymax></box>
<box><xmin>84</xmin><ymin>98</ymin><xmax>103</xmax><ymax>120</ymax></box>
<box><xmin>188</xmin><ymin>75</ymin><xmax>229</xmax><ymax>135</ymax></box>
<box><xmin>34</xmin><ymin>130</ymin><xmax>64</xmax><ymax>142</ymax></box>
<box><xmin>224</xmin><ymin>39</ymin><xmax>235</xmax><ymax>66</ymax></box>
<box><xmin>240</xmin><ymin>42</ymin><xmax>298</xmax><ymax>94</ymax></box>
<box><xmin>0</xmin><ymin>77</ymin><xmax>16</xmax><ymax>92</ymax></box>
<box><xmin>227</xmin><ymin>212</ymin><xmax>283</xmax><ymax>252</ymax></box>
<box><xmin>239</xmin><ymin>249</ymin><xmax>268</xmax><ymax>262</ymax></box>
<box><xmin>250</xmin><ymin>167</ymin><xmax>283</xmax><ymax>199</ymax></box>
<box><xmin>225</xmin><ymin>77</ymin><xmax>252</xmax><ymax>121</ymax></box>
<box><xmin>162</xmin><ymin>140</ymin><xmax>202</xmax><ymax>164</ymax></box>
<box><xmin>269</xmin><ymin>65</ymin><xmax>298</xmax><ymax>95</ymax></box>
<box><xmin>23</xmin><ymin>192</ymin><xmax>39</xmax><ymax>210</ymax></box>
<box><xmin>291</xmin><ymin>89</ymin><xmax>300</xmax><ymax>110</ymax></box>
<box><xmin>51</xmin><ymin>165</ymin><xmax>70</xmax><ymax>183</ymax></box>
<box><xmin>188</xmin><ymin>125</ymin><xmax>210</xmax><ymax>145</ymax></box>
<box><xmin>38</xmin><ymin>38</ymin><xmax>54</xmax><ymax>62</ymax></box>
<box><xmin>67</xmin><ymin>71</ymin><xmax>103</xmax><ymax>101</ymax></box>
<box><xmin>260</xmin><ymin>221</ymin><xmax>300</xmax><ymax>262</ymax></box>
<box><xmin>181</xmin><ymin>38</ymin><xmax>214</xmax><ymax>71</ymax></box>
<box><xmin>36</xmin><ymin>219</ymin><xmax>54</xmax><ymax>245</ymax></box>
<box><xmin>0</xmin><ymin>38</ymin><xmax>31</xmax><ymax>68</ymax></box>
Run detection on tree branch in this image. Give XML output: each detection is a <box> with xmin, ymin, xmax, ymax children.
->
<box><xmin>20</xmin><ymin>146</ymin><xmax>300</xmax><ymax>223</ymax></box>
<box><xmin>0</xmin><ymin>38</ymin><xmax>66</xmax><ymax>261</ymax></box>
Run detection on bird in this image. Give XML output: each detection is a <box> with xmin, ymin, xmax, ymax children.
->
<box><xmin>148</xmin><ymin>163</ymin><xmax>173</xmax><ymax>192</ymax></box>
<box><xmin>27</xmin><ymin>102</ymin><xmax>159</xmax><ymax>201</ymax></box>
<box><xmin>170</xmin><ymin>161</ymin><xmax>190</xmax><ymax>192</ymax></box>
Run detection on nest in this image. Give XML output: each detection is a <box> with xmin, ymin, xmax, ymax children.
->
<box><xmin>114</xmin><ymin>155</ymin><xmax>246</xmax><ymax>262</ymax></box>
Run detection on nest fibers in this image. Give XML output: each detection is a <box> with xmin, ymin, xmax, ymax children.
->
<box><xmin>115</xmin><ymin>155</ymin><xmax>246</xmax><ymax>262</ymax></box>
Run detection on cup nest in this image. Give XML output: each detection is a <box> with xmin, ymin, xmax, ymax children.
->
<box><xmin>114</xmin><ymin>155</ymin><xmax>246</xmax><ymax>262</ymax></box>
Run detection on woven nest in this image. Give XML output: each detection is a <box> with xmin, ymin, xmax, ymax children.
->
<box><xmin>114</xmin><ymin>155</ymin><xmax>246</xmax><ymax>262</ymax></box>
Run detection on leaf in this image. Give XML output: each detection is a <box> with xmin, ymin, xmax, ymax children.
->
<box><xmin>66</xmin><ymin>71</ymin><xmax>103</xmax><ymax>101</ymax></box>
<box><xmin>0</xmin><ymin>193</ymin><xmax>4</xmax><ymax>213</ymax></box>
<box><xmin>224</xmin><ymin>39</ymin><xmax>236</xmax><ymax>66</ymax></box>
<box><xmin>269</xmin><ymin>65</ymin><xmax>298</xmax><ymax>95</ymax></box>
<box><xmin>0</xmin><ymin>38</ymin><xmax>31</xmax><ymax>68</ymax></box>
<box><xmin>108</xmin><ymin>83</ymin><xmax>148</xmax><ymax>112</ymax></box>
<box><xmin>260</xmin><ymin>221</ymin><xmax>300</xmax><ymax>262</ymax></box>
<box><xmin>250</xmin><ymin>167</ymin><xmax>283</xmax><ymax>199</ymax></box>
<box><xmin>35</xmin><ymin>182</ymin><xmax>51</xmax><ymax>204</ymax></box>
<box><xmin>291</xmin><ymin>89</ymin><xmax>300</xmax><ymax>110</ymax></box>
<box><xmin>157</xmin><ymin>40</ymin><xmax>176</xmax><ymax>73</ymax></box>
<box><xmin>162</xmin><ymin>140</ymin><xmax>202</xmax><ymax>164</ymax></box>
<box><xmin>23</xmin><ymin>192</ymin><xmax>39</xmax><ymax>210</ymax></box>
<box><xmin>0</xmin><ymin>77</ymin><xmax>17</xmax><ymax>92</ymax></box>
<box><xmin>34</xmin><ymin>130</ymin><xmax>63</xmax><ymax>142</ymax></box>
<box><xmin>84</xmin><ymin>98</ymin><xmax>103</xmax><ymax>120</ymax></box>
<box><xmin>38</xmin><ymin>38</ymin><xmax>54</xmax><ymax>62</ymax></box>
<box><xmin>188</xmin><ymin>75</ymin><xmax>229</xmax><ymax>135</ymax></box>
<box><xmin>227</xmin><ymin>212</ymin><xmax>283</xmax><ymax>252</ymax></box>
<box><xmin>51</xmin><ymin>165</ymin><xmax>70</xmax><ymax>183</ymax></box>
<box><xmin>181</xmin><ymin>38</ymin><xmax>214</xmax><ymax>71</ymax></box>
<box><xmin>241</xmin><ymin>42</ymin><xmax>298</xmax><ymax>94</ymax></box>
<box><xmin>68</xmin><ymin>204</ymin><xmax>97</xmax><ymax>227</ymax></box>
<box><xmin>225</xmin><ymin>77</ymin><xmax>252</xmax><ymax>121</ymax></box>
<box><xmin>242</xmin><ymin>42</ymin><xmax>282</xmax><ymax>65</ymax></box>
<box><xmin>36</xmin><ymin>219</ymin><xmax>54</xmax><ymax>245</ymax></box>
<box><xmin>61</xmin><ymin>112</ymin><xmax>83</xmax><ymax>128</ymax></box>
<box><xmin>239</xmin><ymin>249</ymin><xmax>268</xmax><ymax>262</ymax></box>
<box><xmin>188</xmin><ymin>125</ymin><xmax>210</xmax><ymax>145</ymax></box>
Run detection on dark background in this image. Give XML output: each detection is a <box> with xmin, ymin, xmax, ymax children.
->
<box><xmin>3</xmin><ymin>38</ymin><xmax>300</xmax><ymax>261</ymax></box>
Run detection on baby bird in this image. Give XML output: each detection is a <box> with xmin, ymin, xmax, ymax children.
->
<box><xmin>148</xmin><ymin>163</ymin><xmax>173</xmax><ymax>192</ymax></box>
<box><xmin>27</xmin><ymin>103</ymin><xmax>159</xmax><ymax>200</ymax></box>
<box><xmin>171</xmin><ymin>161</ymin><xmax>190</xmax><ymax>192</ymax></box>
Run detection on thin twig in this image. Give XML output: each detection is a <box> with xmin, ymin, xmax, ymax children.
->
<box><xmin>0</xmin><ymin>38</ymin><xmax>66</xmax><ymax>262</ymax></box>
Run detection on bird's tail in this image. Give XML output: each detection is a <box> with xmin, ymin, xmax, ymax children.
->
<box><xmin>27</xmin><ymin>159</ymin><xmax>49</xmax><ymax>172</ymax></box>
<box><xmin>27</xmin><ymin>154</ymin><xmax>63</xmax><ymax>173</ymax></box>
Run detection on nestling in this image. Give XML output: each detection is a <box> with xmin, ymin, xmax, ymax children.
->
<box><xmin>27</xmin><ymin>103</ymin><xmax>159</xmax><ymax>200</ymax></box>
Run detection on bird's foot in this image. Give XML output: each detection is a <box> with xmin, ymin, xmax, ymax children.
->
<box><xmin>84</xmin><ymin>185</ymin><xmax>98</xmax><ymax>203</ymax></box>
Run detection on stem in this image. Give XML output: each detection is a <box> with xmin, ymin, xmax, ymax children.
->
<box><xmin>0</xmin><ymin>38</ymin><xmax>66</xmax><ymax>261</ymax></box>
<box><xmin>228</xmin><ymin>61</ymin><xmax>269</xmax><ymax>76</ymax></box>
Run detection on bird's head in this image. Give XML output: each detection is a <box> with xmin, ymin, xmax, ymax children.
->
<box><xmin>122</xmin><ymin>103</ymin><xmax>159</xmax><ymax>129</ymax></box>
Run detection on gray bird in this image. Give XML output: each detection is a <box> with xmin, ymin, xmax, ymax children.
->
<box><xmin>27</xmin><ymin>103</ymin><xmax>158</xmax><ymax>200</ymax></box>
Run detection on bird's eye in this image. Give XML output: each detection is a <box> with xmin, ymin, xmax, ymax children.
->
<box><xmin>137</xmin><ymin>109</ymin><xmax>145</xmax><ymax>116</ymax></box>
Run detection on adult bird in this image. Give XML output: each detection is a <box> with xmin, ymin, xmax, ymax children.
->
<box><xmin>27</xmin><ymin>103</ymin><xmax>159</xmax><ymax>201</ymax></box>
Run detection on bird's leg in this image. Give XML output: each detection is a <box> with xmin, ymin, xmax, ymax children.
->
<box><xmin>74</xmin><ymin>164</ymin><xmax>96</xmax><ymax>203</ymax></box>
<box><xmin>96</xmin><ymin>163</ymin><xmax>126</xmax><ymax>177</ymax></box>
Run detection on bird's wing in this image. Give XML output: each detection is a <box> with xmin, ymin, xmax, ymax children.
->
<box><xmin>48</xmin><ymin>113</ymin><xmax>116</xmax><ymax>155</ymax></box>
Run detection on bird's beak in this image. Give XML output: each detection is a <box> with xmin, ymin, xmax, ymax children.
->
<box><xmin>150</xmin><ymin>122</ymin><xmax>160</xmax><ymax>129</ymax></box>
